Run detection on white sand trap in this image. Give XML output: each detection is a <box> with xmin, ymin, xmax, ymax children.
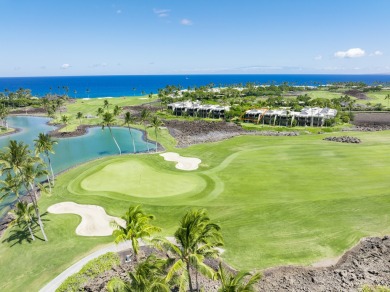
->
<box><xmin>160</xmin><ymin>152</ymin><xmax>201</xmax><ymax>171</ymax></box>
<box><xmin>48</xmin><ymin>202</ymin><xmax>125</xmax><ymax>236</ymax></box>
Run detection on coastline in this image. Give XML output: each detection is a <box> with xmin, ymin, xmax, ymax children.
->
<box><xmin>0</xmin><ymin>127</ymin><xmax>21</xmax><ymax>137</ymax></box>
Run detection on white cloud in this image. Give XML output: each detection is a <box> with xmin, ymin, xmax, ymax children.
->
<box><xmin>153</xmin><ymin>8</ymin><xmax>170</xmax><ymax>17</ymax></box>
<box><xmin>369</xmin><ymin>50</ymin><xmax>383</xmax><ymax>56</ymax></box>
<box><xmin>314</xmin><ymin>55</ymin><xmax>322</xmax><ymax>60</ymax></box>
<box><xmin>334</xmin><ymin>48</ymin><xmax>365</xmax><ymax>58</ymax></box>
<box><xmin>60</xmin><ymin>63</ymin><xmax>71</xmax><ymax>70</ymax></box>
<box><xmin>181</xmin><ymin>18</ymin><xmax>193</xmax><ymax>26</ymax></box>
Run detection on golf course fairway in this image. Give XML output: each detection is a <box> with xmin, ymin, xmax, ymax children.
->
<box><xmin>1</xmin><ymin>131</ymin><xmax>390</xmax><ymax>291</ymax></box>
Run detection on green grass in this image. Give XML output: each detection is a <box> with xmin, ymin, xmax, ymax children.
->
<box><xmin>1</xmin><ymin>130</ymin><xmax>390</xmax><ymax>291</ymax></box>
<box><xmin>53</xmin><ymin>95</ymin><xmax>157</xmax><ymax>132</ymax></box>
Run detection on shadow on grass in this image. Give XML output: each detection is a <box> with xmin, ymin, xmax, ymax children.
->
<box><xmin>1</xmin><ymin>212</ymin><xmax>50</xmax><ymax>246</ymax></box>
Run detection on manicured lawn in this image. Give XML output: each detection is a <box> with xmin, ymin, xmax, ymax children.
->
<box><xmin>1</xmin><ymin>130</ymin><xmax>390</xmax><ymax>291</ymax></box>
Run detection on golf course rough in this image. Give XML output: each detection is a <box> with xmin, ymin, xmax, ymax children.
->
<box><xmin>2</xmin><ymin>131</ymin><xmax>390</xmax><ymax>292</ymax></box>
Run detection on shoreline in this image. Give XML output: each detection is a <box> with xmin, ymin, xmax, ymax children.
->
<box><xmin>0</xmin><ymin>127</ymin><xmax>21</xmax><ymax>137</ymax></box>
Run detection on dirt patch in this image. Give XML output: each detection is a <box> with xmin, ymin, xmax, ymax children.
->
<box><xmin>164</xmin><ymin>120</ymin><xmax>245</xmax><ymax>147</ymax></box>
<box><xmin>10</xmin><ymin>107</ymin><xmax>47</xmax><ymax>115</ymax></box>
<box><xmin>352</xmin><ymin>112</ymin><xmax>390</xmax><ymax>128</ymax></box>
<box><xmin>257</xmin><ymin>236</ymin><xmax>390</xmax><ymax>291</ymax></box>
<box><xmin>345</xmin><ymin>89</ymin><xmax>369</xmax><ymax>100</ymax></box>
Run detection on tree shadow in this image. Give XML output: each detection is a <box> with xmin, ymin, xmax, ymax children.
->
<box><xmin>1</xmin><ymin>212</ymin><xmax>50</xmax><ymax>246</ymax></box>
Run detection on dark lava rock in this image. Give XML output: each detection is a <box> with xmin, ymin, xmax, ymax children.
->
<box><xmin>323</xmin><ymin>136</ymin><xmax>361</xmax><ymax>143</ymax></box>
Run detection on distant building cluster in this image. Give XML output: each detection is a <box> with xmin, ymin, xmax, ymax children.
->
<box><xmin>167</xmin><ymin>101</ymin><xmax>229</xmax><ymax>119</ymax></box>
<box><xmin>243</xmin><ymin>107</ymin><xmax>338</xmax><ymax>127</ymax></box>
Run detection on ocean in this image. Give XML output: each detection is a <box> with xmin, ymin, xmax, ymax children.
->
<box><xmin>1</xmin><ymin>74</ymin><xmax>390</xmax><ymax>98</ymax></box>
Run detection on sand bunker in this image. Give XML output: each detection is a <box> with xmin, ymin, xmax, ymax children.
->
<box><xmin>47</xmin><ymin>202</ymin><xmax>125</xmax><ymax>236</ymax></box>
<box><xmin>160</xmin><ymin>152</ymin><xmax>201</xmax><ymax>171</ymax></box>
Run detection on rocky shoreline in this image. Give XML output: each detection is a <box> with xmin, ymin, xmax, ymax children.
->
<box><xmin>258</xmin><ymin>236</ymin><xmax>390</xmax><ymax>291</ymax></box>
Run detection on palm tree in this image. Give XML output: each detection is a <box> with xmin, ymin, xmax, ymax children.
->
<box><xmin>112</xmin><ymin>205</ymin><xmax>161</xmax><ymax>261</ymax></box>
<box><xmin>0</xmin><ymin>172</ymin><xmax>24</xmax><ymax>203</ymax></box>
<box><xmin>23</xmin><ymin>161</ymin><xmax>49</xmax><ymax>241</ymax></box>
<box><xmin>216</xmin><ymin>263</ymin><xmax>261</xmax><ymax>292</ymax></box>
<box><xmin>113</xmin><ymin>105</ymin><xmax>122</xmax><ymax>117</ymax></box>
<box><xmin>86</xmin><ymin>88</ymin><xmax>90</xmax><ymax>98</ymax></box>
<box><xmin>106</xmin><ymin>277</ymin><xmax>130</xmax><ymax>292</ymax></box>
<box><xmin>11</xmin><ymin>201</ymin><xmax>37</xmax><ymax>241</ymax></box>
<box><xmin>385</xmin><ymin>94</ymin><xmax>390</xmax><ymax>108</ymax></box>
<box><xmin>34</xmin><ymin>133</ymin><xmax>58</xmax><ymax>187</ymax></box>
<box><xmin>0</xmin><ymin>140</ymin><xmax>48</xmax><ymax>241</ymax></box>
<box><xmin>96</xmin><ymin>107</ymin><xmax>104</xmax><ymax>117</ymax></box>
<box><xmin>101</xmin><ymin>112</ymin><xmax>122</xmax><ymax>155</ymax></box>
<box><xmin>76</xmin><ymin>112</ymin><xmax>83</xmax><ymax>125</ymax></box>
<box><xmin>124</xmin><ymin>112</ymin><xmax>136</xmax><ymax>153</ymax></box>
<box><xmin>104</xmin><ymin>99</ymin><xmax>110</xmax><ymax>110</ymax></box>
<box><xmin>128</xmin><ymin>255</ymin><xmax>171</xmax><ymax>291</ymax></box>
<box><xmin>140</xmin><ymin>109</ymin><xmax>150</xmax><ymax>152</ymax></box>
<box><xmin>61</xmin><ymin>115</ymin><xmax>69</xmax><ymax>131</ymax></box>
<box><xmin>157</xmin><ymin>209</ymin><xmax>223</xmax><ymax>292</ymax></box>
<box><xmin>149</xmin><ymin>116</ymin><xmax>163</xmax><ymax>153</ymax></box>
<box><xmin>0</xmin><ymin>103</ymin><xmax>10</xmax><ymax>129</ymax></box>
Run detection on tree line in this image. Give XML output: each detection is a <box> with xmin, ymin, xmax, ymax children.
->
<box><xmin>0</xmin><ymin>134</ymin><xmax>57</xmax><ymax>242</ymax></box>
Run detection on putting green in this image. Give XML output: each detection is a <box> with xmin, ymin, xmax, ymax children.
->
<box><xmin>80</xmin><ymin>160</ymin><xmax>206</xmax><ymax>198</ymax></box>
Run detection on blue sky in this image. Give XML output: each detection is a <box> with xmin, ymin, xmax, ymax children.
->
<box><xmin>1</xmin><ymin>0</ymin><xmax>389</xmax><ymax>76</ymax></box>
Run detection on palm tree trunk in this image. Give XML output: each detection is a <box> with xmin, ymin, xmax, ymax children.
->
<box><xmin>28</xmin><ymin>183</ymin><xmax>48</xmax><ymax>241</ymax></box>
<box><xmin>128</xmin><ymin>126</ymin><xmax>136</xmax><ymax>153</ymax></box>
<box><xmin>46</xmin><ymin>174</ymin><xmax>52</xmax><ymax>193</ymax></box>
<box><xmin>46</xmin><ymin>153</ymin><xmax>55</xmax><ymax>186</ymax></box>
<box><xmin>27</xmin><ymin>223</ymin><xmax>35</xmax><ymax>241</ymax></box>
<box><xmin>109</xmin><ymin>127</ymin><xmax>122</xmax><ymax>155</ymax></box>
<box><xmin>187</xmin><ymin>261</ymin><xmax>194</xmax><ymax>292</ymax></box>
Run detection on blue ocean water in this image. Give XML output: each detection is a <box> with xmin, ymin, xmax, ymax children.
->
<box><xmin>1</xmin><ymin>74</ymin><xmax>390</xmax><ymax>98</ymax></box>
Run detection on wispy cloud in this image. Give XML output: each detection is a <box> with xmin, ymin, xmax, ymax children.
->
<box><xmin>60</xmin><ymin>63</ymin><xmax>71</xmax><ymax>70</ymax></box>
<box><xmin>334</xmin><ymin>48</ymin><xmax>365</xmax><ymax>58</ymax></box>
<box><xmin>153</xmin><ymin>8</ymin><xmax>170</xmax><ymax>17</ymax></box>
<box><xmin>180</xmin><ymin>18</ymin><xmax>193</xmax><ymax>26</ymax></box>
<box><xmin>314</xmin><ymin>55</ymin><xmax>322</xmax><ymax>61</ymax></box>
<box><xmin>369</xmin><ymin>50</ymin><xmax>383</xmax><ymax>56</ymax></box>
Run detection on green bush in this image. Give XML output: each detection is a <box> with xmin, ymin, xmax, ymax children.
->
<box><xmin>56</xmin><ymin>252</ymin><xmax>120</xmax><ymax>292</ymax></box>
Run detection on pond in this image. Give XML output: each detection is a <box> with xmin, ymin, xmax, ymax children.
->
<box><xmin>0</xmin><ymin>116</ymin><xmax>155</xmax><ymax>217</ymax></box>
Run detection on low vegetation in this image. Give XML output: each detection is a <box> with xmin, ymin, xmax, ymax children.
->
<box><xmin>57</xmin><ymin>252</ymin><xmax>120</xmax><ymax>292</ymax></box>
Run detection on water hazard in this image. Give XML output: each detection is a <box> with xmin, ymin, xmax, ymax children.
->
<box><xmin>0</xmin><ymin>116</ymin><xmax>155</xmax><ymax>217</ymax></box>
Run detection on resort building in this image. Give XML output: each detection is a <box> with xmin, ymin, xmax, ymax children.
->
<box><xmin>242</xmin><ymin>107</ymin><xmax>338</xmax><ymax>127</ymax></box>
<box><xmin>167</xmin><ymin>101</ymin><xmax>229</xmax><ymax>119</ymax></box>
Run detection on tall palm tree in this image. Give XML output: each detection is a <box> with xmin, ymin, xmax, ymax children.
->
<box><xmin>104</xmin><ymin>99</ymin><xmax>110</xmax><ymax>110</ymax></box>
<box><xmin>113</xmin><ymin>105</ymin><xmax>122</xmax><ymax>117</ymax></box>
<box><xmin>11</xmin><ymin>201</ymin><xmax>37</xmax><ymax>241</ymax></box>
<box><xmin>96</xmin><ymin>107</ymin><xmax>104</xmax><ymax>117</ymax></box>
<box><xmin>61</xmin><ymin>115</ymin><xmax>69</xmax><ymax>131</ymax></box>
<box><xmin>150</xmin><ymin>116</ymin><xmax>163</xmax><ymax>153</ymax></box>
<box><xmin>0</xmin><ymin>103</ymin><xmax>10</xmax><ymax>129</ymax></box>
<box><xmin>34</xmin><ymin>133</ymin><xmax>58</xmax><ymax>187</ymax></box>
<box><xmin>0</xmin><ymin>172</ymin><xmax>24</xmax><ymax>203</ymax></box>
<box><xmin>157</xmin><ymin>209</ymin><xmax>223</xmax><ymax>292</ymax></box>
<box><xmin>124</xmin><ymin>111</ymin><xmax>136</xmax><ymax>153</ymax></box>
<box><xmin>101</xmin><ymin>112</ymin><xmax>122</xmax><ymax>155</ymax></box>
<box><xmin>112</xmin><ymin>205</ymin><xmax>161</xmax><ymax>261</ymax></box>
<box><xmin>216</xmin><ymin>263</ymin><xmax>261</xmax><ymax>292</ymax></box>
<box><xmin>23</xmin><ymin>161</ymin><xmax>49</xmax><ymax>241</ymax></box>
<box><xmin>385</xmin><ymin>94</ymin><xmax>390</xmax><ymax>108</ymax></box>
<box><xmin>0</xmin><ymin>140</ymin><xmax>48</xmax><ymax>241</ymax></box>
<box><xmin>140</xmin><ymin>109</ymin><xmax>150</xmax><ymax>152</ymax></box>
<box><xmin>76</xmin><ymin>111</ymin><xmax>83</xmax><ymax>125</ymax></box>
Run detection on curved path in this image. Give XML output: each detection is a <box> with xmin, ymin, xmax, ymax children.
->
<box><xmin>39</xmin><ymin>240</ymin><xmax>133</xmax><ymax>292</ymax></box>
